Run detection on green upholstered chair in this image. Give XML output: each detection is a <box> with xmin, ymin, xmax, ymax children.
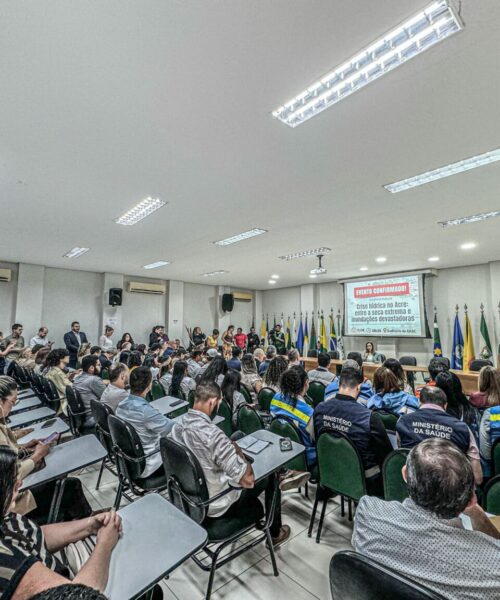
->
<box><xmin>269</xmin><ymin>417</ymin><xmax>307</xmax><ymax>472</ymax></box>
<box><xmin>375</xmin><ymin>410</ymin><xmax>399</xmax><ymax>432</ymax></box>
<box><xmin>257</xmin><ymin>387</ymin><xmax>275</xmax><ymax>412</ymax></box>
<box><xmin>240</xmin><ymin>384</ymin><xmax>253</xmax><ymax>405</ymax></box>
<box><xmin>483</xmin><ymin>475</ymin><xmax>500</xmax><ymax>515</ymax></box>
<box><xmin>216</xmin><ymin>399</ymin><xmax>233</xmax><ymax>437</ymax></box>
<box><xmin>493</xmin><ymin>438</ymin><xmax>500</xmax><ymax>476</ymax></box>
<box><xmin>383</xmin><ymin>449</ymin><xmax>409</xmax><ymax>502</ymax></box>
<box><xmin>236</xmin><ymin>405</ymin><xmax>264</xmax><ymax>435</ymax></box>
<box><xmin>307</xmin><ymin>381</ymin><xmax>326</xmax><ymax>408</ymax></box>
<box><xmin>151</xmin><ymin>380</ymin><xmax>165</xmax><ymax>401</ymax></box>
<box><xmin>308</xmin><ymin>433</ymin><xmax>366</xmax><ymax>543</ymax></box>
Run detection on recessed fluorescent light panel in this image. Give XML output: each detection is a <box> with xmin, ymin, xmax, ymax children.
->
<box><xmin>385</xmin><ymin>148</ymin><xmax>500</xmax><ymax>192</ymax></box>
<box><xmin>359</xmin><ymin>266</ymin><xmax>369</xmax><ymax>271</ymax></box>
<box><xmin>202</xmin><ymin>270</ymin><xmax>228</xmax><ymax>277</ymax></box>
<box><xmin>376</xmin><ymin>256</ymin><xmax>387</xmax><ymax>263</ymax></box>
<box><xmin>428</xmin><ymin>256</ymin><xmax>440</xmax><ymax>262</ymax></box>
<box><xmin>438</xmin><ymin>210</ymin><xmax>500</xmax><ymax>228</ymax></box>
<box><xmin>214</xmin><ymin>228</ymin><xmax>267</xmax><ymax>246</ymax></box>
<box><xmin>115</xmin><ymin>197</ymin><xmax>166</xmax><ymax>226</ymax></box>
<box><xmin>268</xmin><ymin>280</ymin><xmax>277</xmax><ymax>285</ymax></box>
<box><xmin>460</xmin><ymin>242</ymin><xmax>476</xmax><ymax>250</ymax></box>
<box><xmin>143</xmin><ymin>261</ymin><xmax>170</xmax><ymax>269</ymax></box>
<box><xmin>278</xmin><ymin>247</ymin><xmax>331</xmax><ymax>261</ymax></box>
<box><xmin>63</xmin><ymin>247</ymin><xmax>90</xmax><ymax>259</ymax></box>
<box><xmin>273</xmin><ymin>1</ymin><xmax>462</xmax><ymax>127</ymax></box>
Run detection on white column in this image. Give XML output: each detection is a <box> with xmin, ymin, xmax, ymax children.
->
<box><xmin>167</xmin><ymin>280</ymin><xmax>185</xmax><ymax>342</ymax></box>
<box><xmin>15</xmin><ymin>264</ymin><xmax>45</xmax><ymax>340</ymax></box>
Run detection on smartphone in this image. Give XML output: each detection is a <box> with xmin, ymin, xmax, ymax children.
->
<box><xmin>279</xmin><ymin>438</ymin><xmax>293</xmax><ymax>452</ymax></box>
<box><xmin>170</xmin><ymin>399</ymin><xmax>184</xmax><ymax>407</ymax></box>
<box><xmin>41</xmin><ymin>418</ymin><xmax>57</xmax><ymax>429</ymax></box>
<box><xmin>42</xmin><ymin>432</ymin><xmax>60</xmax><ymax>445</ymax></box>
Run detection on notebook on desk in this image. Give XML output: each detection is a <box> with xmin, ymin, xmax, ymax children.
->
<box><xmin>237</xmin><ymin>436</ymin><xmax>270</xmax><ymax>454</ymax></box>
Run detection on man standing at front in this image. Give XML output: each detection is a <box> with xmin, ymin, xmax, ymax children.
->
<box><xmin>64</xmin><ymin>321</ymin><xmax>89</xmax><ymax>369</ymax></box>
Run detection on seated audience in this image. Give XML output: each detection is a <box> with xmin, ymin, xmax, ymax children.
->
<box><xmin>368</xmin><ymin>366</ymin><xmax>419</xmax><ymax>415</ymax></box>
<box><xmin>76</xmin><ymin>342</ymin><xmax>92</xmax><ymax>367</ymax></box>
<box><xmin>0</xmin><ymin>376</ymin><xmax>91</xmax><ymax>522</ymax></box>
<box><xmin>186</xmin><ymin>350</ymin><xmax>203</xmax><ymax>379</ymax></box>
<box><xmin>29</xmin><ymin>326</ymin><xmax>50</xmax><ymax>348</ymax></box>
<box><xmin>307</xmin><ymin>353</ymin><xmax>336</xmax><ymax>385</ymax></box>
<box><xmin>470</xmin><ymin>365</ymin><xmax>500</xmax><ymax>409</ymax></box>
<box><xmin>262</xmin><ymin>356</ymin><xmax>288</xmax><ymax>393</ymax></box>
<box><xmin>352</xmin><ymin>438</ymin><xmax>500</xmax><ymax>600</ymax></box>
<box><xmin>0</xmin><ymin>446</ymin><xmax>122</xmax><ymax>597</ymax></box>
<box><xmin>73</xmin><ymin>355</ymin><xmax>106</xmax><ymax>427</ymax></box>
<box><xmin>271</xmin><ymin>366</ymin><xmax>316</xmax><ymax>468</ymax></box>
<box><xmin>258</xmin><ymin>345</ymin><xmax>276</xmax><ymax>375</ymax></box>
<box><xmin>221</xmin><ymin>370</ymin><xmax>248</xmax><ymax>426</ymax></box>
<box><xmin>118</xmin><ymin>349</ymin><xmax>131</xmax><ymax>366</ymax></box>
<box><xmin>479</xmin><ymin>382</ymin><xmax>500</xmax><ymax>476</ymax></box>
<box><xmin>199</xmin><ymin>356</ymin><xmax>228</xmax><ymax>386</ymax></box>
<box><xmin>206</xmin><ymin>329</ymin><xmax>220</xmax><ymax>349</ymax></box>
<box><xmin>383</xmin><ymin>357</ymin><xmax>413</xmax><ymax>394</ymax></box>
<box><xmin>253</xmin><ymin>347</ymin><xmax>266</xmax><ymax>369</ymax></box>
<box><xmin>98</xmin><ymin>348</ymin><xmax>115</xmax><ymax>371</ymax></box>
<box><xmin>287</xmin><ymin>348</ymin><xmax>301</xmax><ymax>367</ymax></box>
<box><xmin>127</xmin><ymin>350</ymin><xmax>143</xmax><ymax>372</ymax></box>
<box><xmin>99</xmin><ymin>326</ymin><xmax>114</xmax><ymax>350</ymax></box>
<box><xmin>191</xmin><ymin>326</ymin><xmax>206</xmax><ymax>349</ymax></box>
<box><xmin>309</xmin><ymin>367</ymin><xmax>392</xmax><ymax>495</ymax></box>
<box><xmin>45</xmin><ymin>348</ymin><xmax>76</xmax><ymax>415</ymax></box>
<box><xmin>234</xmin><ymin>327</ymin><xmax>248</xmax><ymax>350</ymax></box>
<box><xmin>168</xmin><ymin>360</ymin><xmax>196</xmax><ymax>399</ymax></box>
<box><xmin>227</xmin><ymin>347</ymin><xmax>243</xmax><ymax>372</ymax></box>
<box><xmin>415</xmin><ymin>356</ymin><xmax>449</xmax><ymax>397</ymax></box>
<box><xmin>325</xmin><ymin>358</ymin><xmax>374</xmax><ymax>404</ymax></box>
<box><xmin>435</xmin><ymin>370</ymin><xmax>478</xmax><ymax>427</ymax></box>
<box><xmin>397</xmin><ymin>386</ymin><xmax>482</xmax><ymax>485</ymax></box>
<box><xmin>117</xmin><ymin>332</ymin><xmax>134</xmax><ymax>351</ymax></box>
<box><xmin>15</xmin><ymin>347</ymin><xmax>36</xmax><ymax>370</ymax></box>
<box><xmin>116</xmin><ymin>367</ymin><xmax>175</xmax><ymax>477</ymax></box>
<box><xmin>34</xmin><ymin>346</ymin><xmax>51</xmax><ymax>375</ymax></box>
<box><xmin>169</xmin><ymin>382</ymin><xmax>290</xmax><ymax>545</ymax></box>
<box><xmin>100</xmin><ymin>362</ymin><xmax>129</xmax><ymax>412</ymax></box>
<box><xmin>240</xmin><ymin>353</ymin><xmax>263</xmax><ymax>400</ymax></box>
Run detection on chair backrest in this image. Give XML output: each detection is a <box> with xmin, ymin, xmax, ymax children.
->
<box><xmin>269</xmin><ymin>417</ymin><xmax>307</xmax><ymax>472</ymax></box>
<box><xmin>216</xmin><ymin>399</ymin><xmax>233</xmax><ymax>437</ymax></box>
<box><xmin>236</xmin><ymin>404</ymin><xmax>264</xmax><ymax>435</ymax></box>
<box><xmin>493</xmin><ymin>438</ymin><xmax>500</xmax><ymax>476</ymax></box>
<box><xmin>14</xmin><ymin>364</ymin><xmax>29</xmax><ymax>386</ymax></box>
<box><xmin>160</xmin><ymin>436</ymin><xmax>208</xmax><ymax>524</ymax></box>
<box><xmin>108</xmin><ymin>414</ymin><xmax>146</xmax><ymax>481</ymax></box>
<box><xmin>329</xmin><ymin>551</ymin><xmax>446</xmax><ymax>600</ymax></box>
<box><xmin>307</xmin><ymin>350</ymin><xmax>318</xmax><ymax>358</ymax></box>
<box><xmin>65</xmin><ymin>385</ymin><xmax>86</xmax><ymax>414</ymax></box>
<box><xmin>187</xmin><ymin>389</ymin><xmax>196</xmax><ymax>408</ymax></box>
<box><xmin>374</xmin><ymin>409</ymin><xmax>399</xmax><ymax>432</ymax></box>
<box><xmin>240</xmin><ymin>383</ymin><xmax>253</xmax><ymax>404</ymax></box>
<box><xmin>470</xmin><ymin>359</ymin><xmax>493</xmax><ymax>372</ymax></box>
<box><xmin>32</xmin><ymin>374</ymin><xmax>47</xmax><ymax>401</ymax></box>
<box><xmin>483</xmin><ymin>474</ymin><xmax>500</xmax><ymax>515</ymax></box>
<box><xmin>42</xmin><ymin>378</ymin><xmax>61</xmax><ymax>412</ymax></box>
<box><xmin>101</xmin><ymin>368</ymin><xmax>110</xmax><ymax>380</ymax></box>
<box><xmin>383</xmin><ymin>449</ymin><xmax>409</xmax><ymax>502</ymax></box>
<box><xmin>375</xmin><ymin>353</ymin><xmax>386</xmax><ymax>363</ymax></box>
<box><xmin>399</xmin><ymin>355</ymin><xmax>417</xmax><ymax>366</ymax></box>
<box><xmin>257</xmin><ymin>387</ymin><xmax>275</xmax><ymax>412</ymax></box>
<box><xmin>168</xmin><ymin>385</ymin><xmax>186</xmax><ymax>401</ymax></box>
<box><xmin>328</xmin><ymin>351</ymin><xmax>340</xmax><ymax>360</ymax></box>
<box><xmin>90</xmin><ymin>399</ymin><xmax>115</xmax><ymax>455</ymax></box>
<box><xmin>308</xmin><ymin>381</ymin><xmax>326</xmax><ymax>408</ymax></box>
<box><xmin>151</xmin><ymin>380</ymin><xmax>164</xmax><ymax>401</ymax></box>
<box><xmin>317</xmin><ymin>433</ymin><xmax>366</xmax><ymax>501</ymax></box>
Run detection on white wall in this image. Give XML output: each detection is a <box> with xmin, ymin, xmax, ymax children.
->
<box><xmin>0</xmin><ymin>261</ymin><xmax>18</xmax><ymax>336</ymax></box>
<box><xmin>183</xmin><ymin>283</ymin><xmax>218</xmax><ymax>335</ymax></box>
<box><xmin>122</xmin><ymin>276</ymin><xmax>168</xmax><ymax>345</ymax></box>
<box><xmin>262</xmin><ymin>287</ymin><xmax>301</xmax><ymax>322</ymax></box>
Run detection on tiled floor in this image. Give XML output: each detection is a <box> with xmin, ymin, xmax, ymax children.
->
<box><xmin>78</xmin><ymin>464</ymin><xmax>354</xmax><ymax>599</ymax></box>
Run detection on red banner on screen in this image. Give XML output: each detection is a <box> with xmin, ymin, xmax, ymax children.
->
<box><xmin>354</xmin><ymin>282</ymin><xmax>410</xmax><ymax>298</ymax></box>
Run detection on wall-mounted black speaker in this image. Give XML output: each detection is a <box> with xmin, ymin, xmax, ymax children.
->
<box><xmin>222</xmin><ymin>293</ymin><xmax>234</xmax><ymax>312</ymax></box>
<box><xmin>109</xmin><ymin>288</ymin><xmax>123</xmax><ymax>307</ymax></box>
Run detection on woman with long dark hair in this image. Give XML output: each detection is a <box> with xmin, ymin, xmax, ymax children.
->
<box><xmin>199</xmin><ymin>356</ymin><xmax>228</xmax><ymax>386</ymax></box>
<box><xmin>383</xmin><ymin>358</ymin><xmax>413</xmax><ymax>394</ymax></box>
<box><xmin>436</xmin><ymin>371</ymin><xmax>477</xmax><ymax>426</ymax></box>
<box><xmin>0</xmin><ymin>445</ymin><xmax>122</xmax><ymax>596</ymax></box>
<box><xmin>263</xmin><ymin>356</ymin><xmax>288</xmax><ymax>392</ymax></box>
<box><xmin>220</xmin><ymin>370</ymin><xmax>247</xmax><ymax>426</ymax></box>
<box><xmin>117</xmin><ymin>332</ymin><xmax>134</xmax><ymax>351</ymax></box>
<box><xmin>169</xmin><ymin>360</ymin><xmax>196</xmax><ymax>399</ymax></box>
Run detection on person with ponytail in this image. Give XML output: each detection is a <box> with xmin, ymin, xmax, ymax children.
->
<box><xmin>220</xmin><ymin>370</ymin><xmax>248</xmax><ymax>427</ymax></box>
<box><xmin>168</xmin><ymin>360</ymin><xmax>196</xmax><ymax>399</ymax></box>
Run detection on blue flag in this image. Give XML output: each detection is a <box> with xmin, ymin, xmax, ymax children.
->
<box><xmin>451</xmin><ymin>313</ymin><xmax>464</xmax><ymax>370</ymax></box>
<box><xmin>296</xmin><ymin>317</ymin><xmax>304</xmax><ymax>354</ymax></box>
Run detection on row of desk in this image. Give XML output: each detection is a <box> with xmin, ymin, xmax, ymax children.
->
<box><xmin>300</xmin><ymin>356</ymin><xmax>481</xmax><ymax>395</ymax></box>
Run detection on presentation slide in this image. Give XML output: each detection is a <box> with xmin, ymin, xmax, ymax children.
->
<box><xmin>344</xmin><ymin>274</ymin><xmax>427</xmax><ymax>337</ymax></box>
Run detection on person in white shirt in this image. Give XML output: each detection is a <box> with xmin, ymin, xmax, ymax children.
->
<box><xmin>99</xmin><ymin>326</ymin><xmax>114</xmax><ymax>350</ymax></box>
<box><xmin>29</xmin><ymin>327</ymin><xmax>50</xmax><ymax>349</ymax></box>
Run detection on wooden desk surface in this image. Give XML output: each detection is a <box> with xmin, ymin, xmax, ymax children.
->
<box><xmin>301</xmin><ymin>357</ymin><xmax>480</xmax><ymax>395</ymax></box>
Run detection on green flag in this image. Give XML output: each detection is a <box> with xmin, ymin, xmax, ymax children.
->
<box><xmin>310</xmin><ymin>316</ymin><xmax>317</xmax><ymax>351</ymax></box>
<box><xmin>433</xmin><ymin>312</ymin><xmax>442</xmax><ymax>356</ymax></box>
<box><xmin>479</xmin><ymin>311</ymin><xmax>493</xmax><ymax>360</ymax></box>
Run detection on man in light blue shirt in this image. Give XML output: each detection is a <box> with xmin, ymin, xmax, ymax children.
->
<box><xmin>116</xmin><ymin>366</ymin><xmax>174</xmax><ymax>477</ymax></box>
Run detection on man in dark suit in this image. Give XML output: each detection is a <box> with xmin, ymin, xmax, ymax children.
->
<box><xmin>64</xmin><ymin>321</ymin><xmax>89</xmax><ymax>368</ymax></box>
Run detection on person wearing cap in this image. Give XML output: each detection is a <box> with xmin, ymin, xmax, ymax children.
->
<box><xmin>197</xmin><ymin>348</ymin><xmax>219</xmax><ymax>378</ymax></box>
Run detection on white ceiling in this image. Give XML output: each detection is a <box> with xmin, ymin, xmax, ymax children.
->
<box><xmin>1</xmin><ymin>0</ymin><xmax>500</xmax><ymax>290</ymax></box>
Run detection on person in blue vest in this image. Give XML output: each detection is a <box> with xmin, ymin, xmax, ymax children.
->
<box><xmin>325</xmin><ymin>358</ymin><xmax>374</xmax><ymax>405</ymax></box>
<box><xmin>479</xmin><ymin>389</ymin><xmax>500</xmax><ymax>477</ymax></box>
<box><xmin>397</xmin><ymin>386</ymin><xmax>482</xmax><ymax>485</ymax></box>
<box><xmin>308</xmin><ymin>367</ymin><xmax>392</xmax><ymax>496</ymax></box>
<box><xmin>368</xmin><ymin>366</ymin><xmax>419</xmax><ymax>415</ymax></box>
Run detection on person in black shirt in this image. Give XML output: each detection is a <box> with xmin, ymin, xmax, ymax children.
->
<box><xmin>247</xmin><ymin>327</ymin><xmax>260</xmax><ymax>353</ymax></box>
<box><xmin>269</xmin><ymin>325</ymin><xmax>286</xmax><ymax>355</ymax></box>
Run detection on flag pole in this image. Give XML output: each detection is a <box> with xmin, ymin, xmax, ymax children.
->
<box><xmin>336</xmin><ymin>308</ymin><xmax>342</xmax><ymax>359</ymax></box>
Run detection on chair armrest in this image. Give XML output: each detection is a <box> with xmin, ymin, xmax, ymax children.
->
<box><xmin>112</xmin><ymin>445</ymin><xmax>160</xmax><ymax>463</ymax></box>
<box><xmin>168</xmin><ymin>476</ymin><xmax>240</xmax><ymax>509</ymax></box>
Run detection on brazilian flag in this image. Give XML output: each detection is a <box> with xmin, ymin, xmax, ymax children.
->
<box><xmin>433</xmin><ymin>312</ymin><xmax>442</xmax><ymax>357</ymax></box>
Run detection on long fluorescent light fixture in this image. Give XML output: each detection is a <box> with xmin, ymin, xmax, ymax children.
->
<box><xmin>63</xmin><ymin>247</ymin><xmax>90</xmax><ymax>259</ymax></box>
<box><xmin>438</xmin><ymin>210</ymin><xmax>500</xmax><ymax>228</ymax></box>
<box><xmin>214</xmin><ymin>228</ymin><xmax>267</xmax><ymax>246</ymax></box>
<box><xmin>143</xmin><ymin>261</ymin><xmax>170</xmax><ymax>269</ymax></box>
<box><xmin>279</xmin><ymin>247</ymin><xmax>331</xmax><ymax>261</ymax></box>
<box><xmin>386</xmin><ymin>148</ymin><xmax>500</xmax><ymax>193</ymax></box>
<box><xmin>202</xmin><ymin>270</ymin><xmax>228</xmax><ymax>277</ymax></box>
<box><xmin>115</xmin><ymin>197</ymin><xmax>166</xmax><ymax>226</ymax></box>
<box><xmin>272</xmin><ymin>1</ymin><xmax>462</xmax><ymax>127</ymax></box>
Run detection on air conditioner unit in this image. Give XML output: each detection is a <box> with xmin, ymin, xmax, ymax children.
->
<box><xmin>233</xmin><ymin>291</ymin><xmax>253</xmax><ymax>302</ymax></box>
<box><xmin>0</xmin><ymin>269</ymin><xmax>12</xmax><ymax>283</ymax></box>
<box><xmin>127</xmin><ymin>281</ymin><xmax>166</xmax><ymax>295</ymax></box>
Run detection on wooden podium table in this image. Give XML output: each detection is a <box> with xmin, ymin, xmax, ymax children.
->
<box><xmin>301</xmin><ymin>357</ymin><xmax>480</xmax><ymax>395</ymax></box>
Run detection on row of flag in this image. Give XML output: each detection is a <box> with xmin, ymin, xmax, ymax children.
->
<box><xmin>260</xmin><ymin>310</ymin><xmax>342</xmax><ymax>356</ymax></box>
<box><xmin>433</xmin><ymin>304</ymin><xmax>496</xmax><ymax>371</ymax></box>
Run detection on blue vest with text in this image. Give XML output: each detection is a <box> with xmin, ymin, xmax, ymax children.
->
<box><xmin>313</xmin><ymin>396</ymin><xmax>377</xmax><ymax>472</ymax></box>
<box><xmin>396</xmin><ymin>407</ymin><xmax>469</xmax><ymax>454</ymax></box>
<box><xmin>490</xmin><ymin>405</ymin><xmax>500</xmax><ymax>448</ymax></box>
